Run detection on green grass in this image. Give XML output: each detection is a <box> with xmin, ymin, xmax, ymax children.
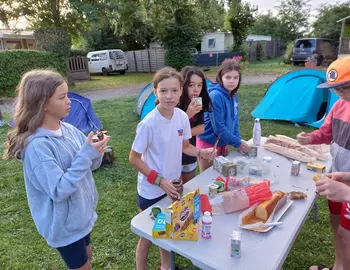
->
<box><xmin>71</xmin><ymin>58</ymin><xmax>294</xmax><ymax>94</ymax></box>
<box><xmin>71</xmin><ymin>73</ymin><xmax>154</xmax><ymax>93</ymax></box>
<box><xmin>0</xmin><ymin>84</ymin><xmax>334</xmax><ymax>269</ymax></box>
<box><xmin>204</xmin><ymin>58</ymin><xmax>294</xmax><ymax>77</ymax></box>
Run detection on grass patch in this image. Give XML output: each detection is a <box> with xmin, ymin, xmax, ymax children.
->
<box><xmin>204</xmin><ymin>58</ymin><xmax>295</xmax><ymax>77</ymax></box>
<box><xmin>71</xmin><ymin>58</ymin><xmax>295</xmax><ymax>94</ymax></box>
<box><xmin>0</xmin><ymin>84</ymin><xmax>334</xmax><ymax>269</ymax></box>
<box><xmin>71</xmin><ymin>73</ymin><xmax>154</xmax><ymax>93</ymax></box>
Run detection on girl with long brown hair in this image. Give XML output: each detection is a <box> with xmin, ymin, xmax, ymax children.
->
<box><xmin>4</xmin><ymin>69</ymin><xmax>110</xmax><ymax>270</ymax></box>
<box><xmin>197</xmin><ymin>59</ymin><xmax>251</xmax><ymax>172</ymax></box>
<box><xmin>178</xmin><ymin>66</ymin><xmax>212</xmax><ymax>183</ymax></box>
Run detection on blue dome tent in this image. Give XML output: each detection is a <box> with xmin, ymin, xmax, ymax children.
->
<box><xmin>9</xmin><ymin>92</ymin><xmax>103</xmax><ymax>133</ymax></box>
<box><xmin>135</xmin><ymin>78</ymin><xmax>213</xmax><ymax>120</ymax></box>
<box><xmin>251</xmin><ymin>69</ymin><xmax>339</xmax><ymax>128</ymax></box>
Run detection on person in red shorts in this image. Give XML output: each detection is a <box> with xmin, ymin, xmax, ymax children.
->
<box><xmin>297</xmin><ymin>56</ymin><xmax>350</xmax><ymax>270</ymax></box>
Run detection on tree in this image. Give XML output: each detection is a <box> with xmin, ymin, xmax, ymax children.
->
<box><xmin>226</xmin><ymin>0</ymin><xmax>257</xmax><ymax>51</ymax></box>
<box><xmin>34</xmin><ymin>27</ymin><xmax>71</xmax><ymax>57</ymax></box>
<box><xmin>312</xmin><ymin>2</ymin><xmax>350</xmax><ymax>41</ymax></box>
<box><xmin>276</xmin><ymin>0</ymin><xmax>310</xmax><ymax>44</ymax></box>
<box><xmin>250</xmin><ymin>12</ymin><xmax>280</xmax><ymax>38</ymax></box>
<box><xmin>145</xmin><ymin>0</ymin><xmax>203</xmax><ymax>69</ymax></box>
<box><xmin>194</xmin><ymin>0</ymin><xmax>226</xmax><ymax>32</ymax></box>
<box><xmin>0</xmin><ymin>0</ymin><xmax>115</xmax><ymax>38</ymax></box>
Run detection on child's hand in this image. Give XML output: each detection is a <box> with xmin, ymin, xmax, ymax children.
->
<box><xmin>316</xmin><ymin>178</ymin><xmax>350</xmax><ymax>202</ymax></box>
<box><xmin>297</xmin><ymin>132</ymin><xmax>312</xmax><ymax>145</ymax></box>
<box><xmin>201</xmin><ymin>148</ymin><xmax>216</xmax><ymax>160</ymax></box>
<box><xmin>186</xmin><ymin>100</ymin><xmax>202</xmax><ymax>119</ymax></box>
<box><xmin>326</xmin><ymin>172</ymin><xmax>350</xmax><ymax>182</ymax></box>
<box><xmin>159</xmin><ymin>178</ymin><xmax>179</xmax><ymax>199</ymax></box>
<box><xmin>87</xmin><ymin>132</ymin><xmax>111</xmax><ymax>155</ymax></box>
<box><xmin>238</xmin><ymin>142</ymin><xmax>251</xmax><ymax>154</ymax></box>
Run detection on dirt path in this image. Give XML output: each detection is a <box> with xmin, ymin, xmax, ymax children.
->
<box><xmin>0</xmin><ymin>74</ymin><xmax>277</xmax><ymax>113</ymax></box>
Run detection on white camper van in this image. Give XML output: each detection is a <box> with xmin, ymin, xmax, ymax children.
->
<box><xmin>87</xmin><ymin>49</ymin><xmax>128</xmax><ymax>75</ymax></box>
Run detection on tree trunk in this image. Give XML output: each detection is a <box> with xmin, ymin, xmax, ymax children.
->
<box><xmin>51</xmin><ymin>0</ymin><xmax>60</xmax><ymax>27</ymax></box>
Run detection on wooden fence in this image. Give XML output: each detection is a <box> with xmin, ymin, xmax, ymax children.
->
<box><xmin>125</xmin><ymin>48</ymin><xmax>165</xmax><ymax>73</ymax></box>
<box><xmin>124</xmin><ymin>40</ymin><xmax>283</xmax><ymax>72</ymax></box>
<box><xmin>68</xmin><ymin>56</ymin><xmax>90</xmax><ymax>80</ymax></box>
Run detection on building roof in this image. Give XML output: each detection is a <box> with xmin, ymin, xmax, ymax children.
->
<box><xmin>337</xmin><ymin>15</ymin><xmax>350</xmax><ymax>23</ymax></box>
<box><xmin>0</xmin><ymin>29</ymin><xmax>34</xmax><ymax>39</ymax></box>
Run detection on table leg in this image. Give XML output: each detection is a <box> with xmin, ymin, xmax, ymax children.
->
<box><xmin>170</xmin><ymin>251</ymin><xmax>176</xmax><ymax>270</ymax></box>
<box><xmin>314</xmin><ymin>202</ymin><xmax>319</xmax><ymax>222</ymax></box>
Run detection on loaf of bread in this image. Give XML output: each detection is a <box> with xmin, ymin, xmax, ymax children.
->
<box><xmin>263</xmin><ymin>142</ymin><xmax>316</xmax><ymax>162</ymax></box>
<box><xmin>255</xmin><ymin>191</ymin><xmax>285</xmax><ymax>221</ymax></box>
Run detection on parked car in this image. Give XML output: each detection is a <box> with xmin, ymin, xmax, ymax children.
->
<box><xmin>290</xmin><ymin>38</ymin><xmax>337</xmax><ymax>66</ymax></box>
<box><xmin>87</xmin><ymin>49</ymin><xmax>128</xmax><ymax>75</ymax></box>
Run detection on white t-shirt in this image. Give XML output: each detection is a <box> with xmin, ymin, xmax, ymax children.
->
<box><xmin>50</xmin><ymin>127</ymin><xmax>63</xmax><ymax>136</ymax></box>
<box><xmin>132</xmin><ymin>107</ymin><xmax>192</xmax><ymax>199</ymax></box>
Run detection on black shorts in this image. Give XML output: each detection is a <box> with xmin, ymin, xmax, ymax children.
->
<box><xmin>57</xmin><ymin>234</ymin><xmax>91</xmax><ymax>269</ymax></box>
<box><xmin>137</xmin><ymin>193</ymin><xmax>167</xmax><ymax>211</ymax></box>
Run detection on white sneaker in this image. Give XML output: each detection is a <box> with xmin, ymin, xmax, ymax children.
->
<box><xmin>0</xmin><ymin>120</ymin><xmax>4</xmax><ymax>127</ymax></box>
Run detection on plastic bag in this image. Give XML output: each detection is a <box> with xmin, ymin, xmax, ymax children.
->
<box><xmin>210</xmin><ymin>181</ymin><xmax>272</xmax><ymax>215</ymax></box>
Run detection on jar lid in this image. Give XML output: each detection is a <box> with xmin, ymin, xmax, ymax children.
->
<box><xmin>263</xmin><ymin>156</ymin><xmax>272</xmax><ymax>162</ymax></box>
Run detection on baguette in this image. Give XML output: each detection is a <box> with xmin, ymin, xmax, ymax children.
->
<box><xmin>266</xmin><ymin>136</ymin><xmax>327</xmax><ymax>161</ymax></box>
<box><xmin>263</xmin><ymin>142</ymin><xmax>316</xmax><ymax>163</ymax></box>
<box><xmin>255</xmin><ymin>191</ymin><xmax>285</xmax><ymax>221</ymax></box>
<box><xmin>275</xmin><ymin>134</ymin><xmax>330</xmax><ymax>158</ymax></box>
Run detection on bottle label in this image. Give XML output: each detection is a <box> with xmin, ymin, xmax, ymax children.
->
<box><xmin>202</xmin><ymin>221</ymin><xmax>212</xmax><ymax>239</ymax></box>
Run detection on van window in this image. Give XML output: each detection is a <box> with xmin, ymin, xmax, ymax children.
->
<box><xmin>91</xmin><ymin>54</ymin><xmax>100</xmax><ymax>61</ymax></box>
<box><xmin>295</xmin><ymin>39</ymin><xmax>315</xmax><ymax>49</ymax></box>
<box><xmin>110</xmin><ymin>51</ymin><xmax>124</xmax><ymax>59</ymax></box>
<box><xmin>99</xmin><ymin>53</ymin><xmax>108</xmax><ymax>60</ymax></box>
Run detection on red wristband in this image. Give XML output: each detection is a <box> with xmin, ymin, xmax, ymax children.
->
<box><xmin>147</xmin><ymin>170</ymin><xmax>158</xmax><ymax>185</ymax></box>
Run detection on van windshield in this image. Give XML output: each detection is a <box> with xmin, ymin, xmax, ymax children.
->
<box><xmin>295</xmin><ymin>39</ymin><xmax>315</xmax><ymax>49</ymax></box>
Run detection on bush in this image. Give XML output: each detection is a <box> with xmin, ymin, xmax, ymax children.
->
<box><xmin>161</xmin><ymin>24</ymin><xmax>201</xmax><ymax>70</ymax></box>
<box><xmin>0</xmin><ymin>50</ymin><xmax>66</xmax><ymax>97</ymax></box>
<box><xmin>283</xmin><ymin>41</ymin><xmax>295</xmax><ymax>64</ymax></box>
<box><xmin>69</xmin><ymin>49</ymin><xmax>88</xmax><ymax>57</ymax></box>
<box><xmin>34</xmin><ymin>27</ymin><xmax>71</xmax><ymax>57</ymax></box>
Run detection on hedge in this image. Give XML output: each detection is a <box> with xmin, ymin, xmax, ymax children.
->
<box><xmin>0</xmin><ymin>50</ymin><xmax>67</xmax><ymax>97</ymax></box>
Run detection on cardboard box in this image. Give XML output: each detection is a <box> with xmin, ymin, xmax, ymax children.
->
<box><xmin>165</xmin><ymin>189</ymin><xmax>201</xmax><ymax>241</ymax></box>
<box><xmin>306</xmin><ymin>162</ymin><xmax>326</xmax><ymax>173</ymax></box>
<box><xmin>152</xmin><ymin>213</ymin><xmax>169</xmax><ymax>239</ymax></box>
<box><xmin>213</xmin><ymin>156</ymin><xmax>237</xmax><ymax>177</ymax></box>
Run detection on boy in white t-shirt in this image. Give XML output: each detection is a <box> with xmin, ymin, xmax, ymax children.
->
<box><xmin>129</xmin><ymin>67</ymin><xmax>216</xmax><ymax>270</ymax></box>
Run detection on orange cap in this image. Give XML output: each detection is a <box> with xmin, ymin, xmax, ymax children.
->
<box><xmin>317</xmin><ymin>56</ymin><xmax>350</xmax><ymax>88</ymax></box>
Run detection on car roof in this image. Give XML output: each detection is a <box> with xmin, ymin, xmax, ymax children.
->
<box><xmin>295</xmin><ymin>38</ymin><xmax>333</xmax><ymax>41</ymax></box>
<box><xmin>87</xmin><ymin>49</ymin><xmax>124</xmax><ymax>55</ymax></box>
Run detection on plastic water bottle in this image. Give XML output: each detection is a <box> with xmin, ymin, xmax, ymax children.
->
<box><xmin>253</xmin><ymin>118</ymin><xmax>261</xmax><ymax>146</ymax></box>
<box><xmin>262</xmin><ymin>156</ymin><xmax>272</xmax><ymax>175</ymax></box>
<box><xmin>201</xmin><ymin>211</ymin><xmax>212</xmax><ymax>239</ymax></box>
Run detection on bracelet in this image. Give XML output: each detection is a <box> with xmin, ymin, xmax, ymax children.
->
<box><xmin>147</xmin><ymin>170</ymin><xmax>158</xmax><ymax>185</ymax></box>
<box><xmin>154</xmin><ymin>175</ymin><xmax>163</xmax><ymax>187</ymax></box>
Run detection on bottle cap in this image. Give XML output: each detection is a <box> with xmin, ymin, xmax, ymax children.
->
<box><xmin>263</xmin><ymin>156</ymin><xmax>272</xmax><ymax>162</ymax></box>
